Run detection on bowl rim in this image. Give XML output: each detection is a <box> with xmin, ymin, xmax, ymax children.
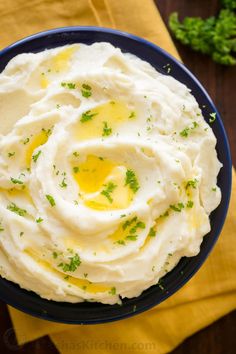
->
<box><xmin>0</xmin><ymin>26</ymin><xmax>232</xmax><ymax>324</ymax></box>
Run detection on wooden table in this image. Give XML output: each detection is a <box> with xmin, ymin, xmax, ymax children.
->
<box><xmin>0</xmin><ymin>0</ymin><xmax>235</xmax><ymax>353</ymax></box>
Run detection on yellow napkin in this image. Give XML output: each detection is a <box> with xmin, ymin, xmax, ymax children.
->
<box><xmin>1</xmin><ymin>0</ymin><xmax>235</xmax><ymax>353</ymax></box>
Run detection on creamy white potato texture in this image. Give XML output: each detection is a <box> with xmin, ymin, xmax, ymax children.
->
<box><xmin>0</xmin><ymin>43</ymin><xmax>222</xmax><ymax>304</ymax></box>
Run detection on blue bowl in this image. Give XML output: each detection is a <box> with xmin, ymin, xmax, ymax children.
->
<box><xmin>0</xmin><ymin>27</ymin><xmax>232</xmax><ymax>324</ymax></box>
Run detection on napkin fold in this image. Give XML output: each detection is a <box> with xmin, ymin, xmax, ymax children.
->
<box><xmin>1</xmin><ymin>1</ymin><xmax>235</xmax><ymax>353</ymax></box>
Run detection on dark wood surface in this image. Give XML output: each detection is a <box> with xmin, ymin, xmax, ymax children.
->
<box><xmin>0</xmin><ymin>0</ymin><xmax>235</xmax><ymax>353</ymax></box>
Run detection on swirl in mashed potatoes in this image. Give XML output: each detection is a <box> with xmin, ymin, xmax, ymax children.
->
<box><xmin>0</xmin><ymin>43</ymin><xmax>221</xmax><ymax>304</ymax></box>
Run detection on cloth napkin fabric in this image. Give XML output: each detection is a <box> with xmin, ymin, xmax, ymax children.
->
<box><xmin>0</xmin><ymin>1</ymin><xmax>235</xmax><ymax>353</ymax></box>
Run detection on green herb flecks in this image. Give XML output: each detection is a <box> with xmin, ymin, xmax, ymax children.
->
<box><xmin>8</xmin><ymin>152</ymin><xmax>15</xmax><ymax>158</ymax></box>
<box><xmin>102</xmin><ymin>121</ymin><xmax>112</xmax><ymax>137</ymax></box>
<box><xmin>185</xmin><ymin>178</ymin><xmax>198</xmax><ymax>189</ymax></box>
<box><xmin>80</xmin><ymin>110</ymin><xmax>98</xmax><ymax>123</ymax></box>
<box><xmin>45</xmin><ymin>194</ymin><xmax>56</xmax><ymax>207</ymax></box>
<box><xmin>36</xmin><ymin>217</ymin><xmax>43</xmax><ymax>223</ymax></box>
<box><xmin>61</xmin><ymin>82</ymin><xmax>76</xmax><ymax>89</ymax></box>
<box><xmin>148</xmin><ymin>227</ymin><xmax>156</xmax><ymax>237</ymax></box>
<box><xmin>59</xmin><ymin>177</ymin><xmax>67</xmax><ymax>188</ymax></box>
<box><xmin>109</xmin><ymin>287</ymin><xmax>116</xmax><ymax>295</ymax></box>
<box><xmin>128</xmin><ymin>111</ymin><xmax>136</xmax><ymax>119</ymax></box>
<box><xmin>32</xmin><ymin>150</ymin><xmax>42</xmax><ymax>163</ymax></box>
<box><xmin>58</xmin><ymin>253</ymin><xmax>81</xmax><ymax>272</ymax></box>
<box><xmin>81</xmin><ymin>83</ymin><xmax>92</xmax><ymax>98</ymax></box>
<box><xmin>186</xmin><ymin>200</ymin><xmax>194</xmax><ymax>208</ymax></box>
<box><xmin>10</xmin><ymin>177</ymin><xmax>24</xmax><ymax>185</ymax></box>
<box><xmin>125</xmin><ymin>169</ymin><xmax>140</xmax><ymax>193</ymax></box>
<box><xmin>209</xmin><ymin>112</ymin><xmax>217</xmax><ymax>123</ymax></box>
<box><xmin>170</xmin><ymin>202</ymin><xmax>185</xmax><ymax>212</ymax></box>
<box><xmin>7</xmin><ymin>203</ymin><xmax>27</xmax><ymax>217</ymax></box>
<box><xmin>101</xmin><ymin>182</ymin><xmax>117</xmax><ymax>203</ymax></box>
<box><xmin>73</xmin><ymin>166</ymin><xmax>80</xmax><ymax>173</ymax></box>
<box><xmin>180</xmin><ymin>121</ymin><xmax>199</xmax><ymax>138</ymax></box>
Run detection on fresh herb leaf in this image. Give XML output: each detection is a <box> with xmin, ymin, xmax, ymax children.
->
<box><xmin>169</xmin><ymin>3</ymin><xmax>236</xmax><ymax>66</ymax></box>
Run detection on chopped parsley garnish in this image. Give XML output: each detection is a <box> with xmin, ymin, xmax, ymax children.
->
<box><xmin>125</xmin><ymin>169</ymin><xmax>140</xmax><ymax>193</ymax></box>
<box><xmin>122</xmin><ymin>216</ymin><xmax>137</xmax><ymax>230</ymax></box>
<box><xmin>32</xmin><ymin>150</ymin><xmax>42</xmax><ymax>163</ymax></box>
<box><xmin>61</xmin><ymin>82</ymin><xmax>76</xmax><ymax>89</ymax></box>
<box><xmin>81</xmin><ymin>83</ymin><xmax>92</xmax><ymax>98</ymax></box>
<box><xmin>36</xmin><ymin>217</ymin><xmax>43</xmax><ymax>223</ymax></box>
<box><xmin>59</xmin><ymin>177</ymin><xmax>67</xmax><ymax>188</ymax></box>
<box><xmin>23</xmin><ymin>137</ymin><xmax>30</xmax><ymax>145</ymax></box>
<box><xmin>115</xmin><ymin>240</ymin><xmax>126</xmax><ymax>245</ymax></box>
<box><xmin>128</xmin><ymin>111</ymin><xmax>136</xmax><ymax>119</ymax></box>
<box><xmin>10</xmin><ymin>177</ymin><xmax>23</xmax><ymax>185</ymax></box>
<box><xmin>126</xmin><ymin>235</ymin><xmax>138</xmax><ymax>241</ymax></box>
<box><xmin>148</xmin><ymin>227</ymin><xmax>156</xmax><ymax>237</ymax></box>
<box><xmin>8</xmin><ymin>152</ymin><xmax>15</xmax><ymax>158</ymax></box>
<box><xmin>7</xmin><ymin>203</ymin><xmax>27</xmax><ymax>217</ymax></box>
<box><xmin>180</xmin><ymin>121</ymin><xmax>199</xmax><ymax>137</ymax></box>
<box><xmin>209</xmin><ymin>112</ymin><xmax>216</xmax><ymax>123</ymax></box>
<box><xmin>58</xmin><ymin>253</ymin><xmax>81</xmax><ymax>272</ymax></box>
<box><xmin>101</xmin><ymin>182</ymin><xmax>117</xmax><ymax>203</ymax></box>
<box><xmin>20</xmin><ymin>231</ymin><xmax>24</xmax><ymax>237</ymax></box>
<box><xmin>80</xmin><ymin>110</ymin><xmax>97</xmax><ymax>123</ymax></box>
<box><xmin>102</xmin><ymin>121</ymin><xmax>112</xmax><ymax>136</ymax></box>
<box><xmin>160</xmin><ymin>210</ymin><xmax>169</xmax><ymax>218</ymax></box>
<box><xmin>42</xmin><ymin>127</ymin><xmax>53</xmax><ymax>137</ymax></box>
<box><xmin>186</xmin><ymin>200</ymin><xmax>194</xmax><ymax>208</ymax></box>
<box><xmin>45</xmin><ymin>194</ymin><xmax>56</xmax><ymax>207</ymax></box>
<box><xmin>170</xmin><ymin>202</ymin><xmax>185</xmax><ymax>212</ymax></box>
<box><xmin>84</xmin><ymin>273</ymin><xmax>88</xmax><ymax>278</ymax></box>
<box><xmin>109</xmin><ymin>287</ymin><xmax>116</xmax><ymax>295</ymax></box>
<box><xmin>52</xmin><ymin>251</ymin><xmax>58</xmax><ymax>259</ymax></box>
<box><xmin>212</xmin><ymin>187</ymin><xmax>217</xmax><ymax>192</ymax></box>
<box><xmin>185</xmin><ymin>178</ymin><xmax>198</xmax><ymax>189</ymax></box>
<box><xmin>0</xmin><ymin>222</ymin><xmax>4</xmax><ymax>232</ymax></box>
<box><xmin>73</xmin><ymin>151</ymin><xmax>79</xmax><ymax>157</ymax></box>
<box><xmin>73</xmin><ymin>166</ymin><xmax>79</xmax><ymax>173</ymax></box>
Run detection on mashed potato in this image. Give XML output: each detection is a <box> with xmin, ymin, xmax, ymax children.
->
<box><xmin>0</xmin><ymin>43</ymin><xmax>221</xmax><ymax>304</ymax></box>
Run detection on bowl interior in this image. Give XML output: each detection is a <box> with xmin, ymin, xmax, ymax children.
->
<box><xmin>0</xmin><ymin>27</ymin><xmax>232</xmax><ymax>324</ymax></box>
